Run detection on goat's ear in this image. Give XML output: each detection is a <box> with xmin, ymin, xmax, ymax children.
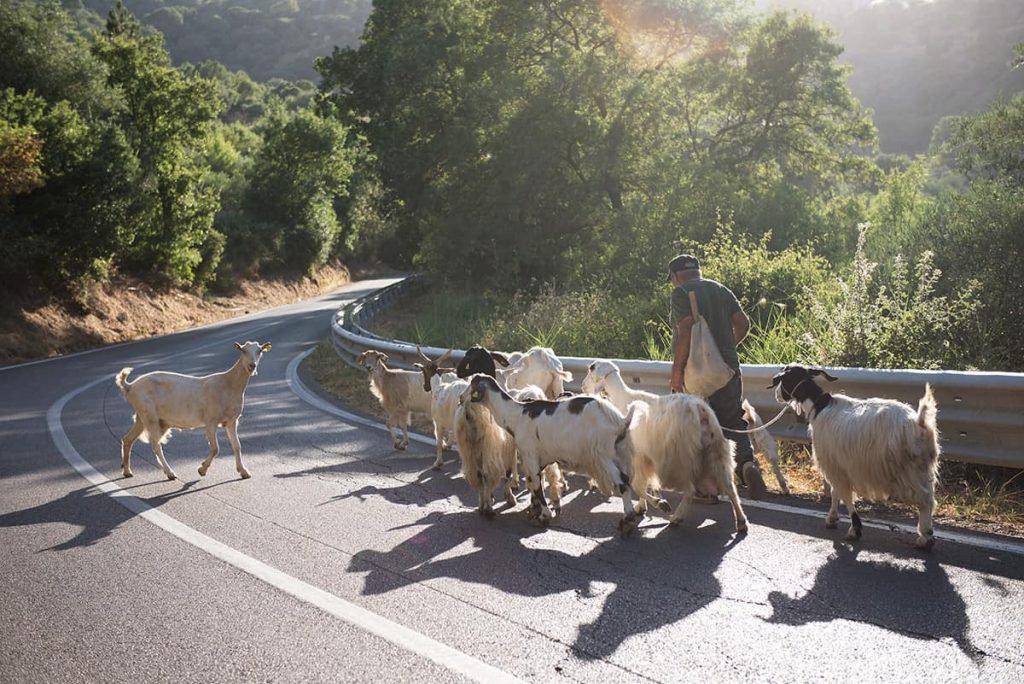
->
<box><xmin>413</xmin><ymin>363</ymin><xmax>424</xmax><ymax>370</ymax></box>
<box><xmin>439</xmin><ymin>367</ymin><xmax>456</xmax><ymax>374</ymax></box>
<box><xmin>491</xmin><ymin>352</ymin><xmax>510</xmax><ymax>367</ymax></box>
<box><xmin>261</xmin><ymin>343</ymin><xmax>272</xmax><ymax>353</ymax></box>
<box><xmin>811</xmin><ymin>369</ymin><xmax>838</xmax><ymax>382</ymax></box>
<box><xmin>234</xmin><ymin>342</ymin><xmax>243</xmax><ymax>351</ymax></box>
<box><xmin>767</xmin><ymin>373</ymin><xmax>783</xmax><ymax>389</ymax></box>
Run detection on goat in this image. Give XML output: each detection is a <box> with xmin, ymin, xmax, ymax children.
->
<box><xmin>356</xmin><ymin>349</ymin><xmax>433</xmax><ymax>450</ymax></box>
<box><xmin>506</xmin><ymin>384</ymin><xmax>568</xmax><ymax>509</ymax></box>
<box><xmin>455</xmin><ymin>345</ymin><xmax>511</xmax><ymax>381</ymax></box>
<box><xmin>467</xmin><ymin>374</ymin><xmax>640</xmax><ymax>532</ymax></box>
<box><xmin>501</xmin><ymin>346</ymin><xmax>573</xmax><ymax>399</ymax></box>
<box><xmin>115</xmin><ymin>341</ymin><xmax>271</xmax><ymax>481</ymax></box>
<box><xmin>454</xmin><ymin>388</ymin><xmax>520</xmax><ymax>516</ymax></box>
<box><xmin>582</xmin><ymin>360</ymin><xmax>747</xmax><ymax>532</ymax></box>
<box><xmin>770</xmin><ymin>364</ymin><xmax>940</xmax><ymax>550</ymax></box>
<box><xmin>741</xmin><ymin>399</ymin><xmax>791</xmax><ymax>495</ymax></box>
<box><xmin>413</xmin><ymin>347</ymin><xmax>468</xmax><ymax>470</ymax></box>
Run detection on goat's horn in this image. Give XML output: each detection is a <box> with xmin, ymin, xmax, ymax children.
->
<box><xmin>416</xmin><ymin>345</ymin><xmax>431</xmax><ymax>362</ymax></box>
<box><xmin>437</xmin><ymin>347</ymin><xmax>454</xmax><ymax>365</ymax></box>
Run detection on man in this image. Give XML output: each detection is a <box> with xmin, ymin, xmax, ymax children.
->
<box><xmin>667</xmin><ymin>254</ymin><xmax>766</xmax><ymax>499</ymax></box>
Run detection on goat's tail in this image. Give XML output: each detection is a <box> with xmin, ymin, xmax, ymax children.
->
<box><xmin>917</xmin><ymin>383</ymin><xmax>938</xmax><ymax>432</ymax></box>
<box><xmin>116</xmin><ymin>367</ymin><xmax>133</xmax><ymax>396</ymax></box>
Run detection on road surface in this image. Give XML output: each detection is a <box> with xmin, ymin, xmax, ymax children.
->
<box><xmin>2</xmin><ymin>277</ymin><xmax>1022</xmax><ymax>682</ymax></box>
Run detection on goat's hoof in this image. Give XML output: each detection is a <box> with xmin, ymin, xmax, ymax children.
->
<box><xmin>736</xmin><ymin>520</ymin><xmax>749</xmax><ymax>534</ymax></box>
<box><xmin>656</xmin><ymin>498</ymin><xmax>671</xmax><ymax>513</ymax></box>
<box><xmin>481</xmin><ymin>507</ymin><xmax>495</xmax><ymax>518</ymax></box>
<box><xmin>668</xmin><ymin>517</ymin><xmax>682</xmax><ymax>527</ymax></box>
<box><xmin>845</xmin><ymin>528</ymin><xmax>862</xmax><ymax>541</ymax></box>
<box><xmin>122</xmin><ymin>470</ymin><xmax>133</xmax><ymax>479</ymax></box>
<box><xmin>432</xmin><ymin>462</ymin><xmax>443</xmax><ymax>471</ymax></box>
<box><xmin>825</xmin><ymin>518</ymin><xmax>838</xmax><ymax>529</ymax></box>
<box><xmin>395</xmin><ymin>443</ymin><xmax>407</xmax><ymax>451</ymax></box>
<box><xmin>164</xmin><ymin>471</ymin><xmax>177</xmax><ymax>481</ymax></box>
<box><xmin>551</xmin><ymin>503</ymin><xmax>561</xmax><ymax>514</ymax></box>
<box><xmin>915</xmin><ymin>534</ymin><xmax>935</xmax><ymax>551</ymax></box>
<box><xmin>238</xmin><ymin>469</ymin><xmax>252</xmax><ymax>480</ymax></box>
<box><xmin>198</xmin><ymin>466</ymin><xmax>208</xmax><ymax>477</ymax></box>
<box><xmin>780</xmin><ymin>487</ymin><xmax>791</xmax><ymax>497</ymax></box>
<box><xmin>537</xmin><ymin>515</ymin><xmax>551</xmax><ymax>528</ymax></box>
<box><xmin>618</xmin><ymin>515</ymin><xmax>639</xmax><ymax>537</ymax></box>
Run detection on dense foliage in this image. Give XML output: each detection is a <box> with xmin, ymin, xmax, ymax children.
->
<box><xmin>0</xmin><ymin>0</ymin><xmax>360</xmax><ymax>295</ymax></box>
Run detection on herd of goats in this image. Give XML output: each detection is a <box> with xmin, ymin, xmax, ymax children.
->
<box><xmin>112</xmin><ymin>340</ymin><xmax>942</xmax><ymax>550</ymax></box>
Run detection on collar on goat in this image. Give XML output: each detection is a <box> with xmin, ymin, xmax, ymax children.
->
<box><xmin>790</xmin><ymin>377</ymin><xmax>833</xmax><ymax>419</ymax></box>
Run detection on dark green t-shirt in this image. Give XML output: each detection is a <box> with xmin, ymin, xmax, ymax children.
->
<box><xmin>671</xmin><ymin>278</ymin><xmax>742</xmax><ymax>370</ymax></box>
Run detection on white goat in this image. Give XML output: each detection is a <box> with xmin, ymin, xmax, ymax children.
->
<box><xmin>506</xmin><ymin>384</ymin><xmax>568</xmax><ymax>509</ymax></box>
<box><xmin>115</xmin><ymin>341</ymin><xmax>271</xmax><ymax>481</ymax></box>
<box><xmin>583</xmin><ymin>360</ymin><xmax>747</xmax><ymax>532</ymax></box>
<box><xmin>770</xmin><ymin>364</ymin><xmax>940</xmax><ymax>550</ymax></box>
<box><xmin>500</xmin><ymin>346</ymin><xmax>573</xmax><ymax>399</ymax></box>
<box><xmin>357</xmin><ymin>349</ymin><xmax>433</xmax><ymax>450</ymax></box>
<box><xmin>412</xmin><ymin>347</ymin><xmax>468</xmax><ymax>470</ymax></box>
<box><xmin>466</xmin><ymin>374</ymin><xmax>639</xmax><ymax>532</ymax></box>
<box><xmin>741</xmin><ymin>399</ymin><xmax>791</xmax><ymax>495</ymax></box>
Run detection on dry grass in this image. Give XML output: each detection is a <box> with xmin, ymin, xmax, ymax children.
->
<box><xmin>0</xmin><ymin>264</ymin><xmax>351</xmax><ymax>365</ymax></box>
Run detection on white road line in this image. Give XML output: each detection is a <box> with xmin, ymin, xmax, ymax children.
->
<box><xmin>48</xmin><ymin>368</ymin><xmax>523</xmax><ymax>684</ymax></box>
<box><xmin>288</xmin><ymin>349</ymin><xmax>1024</xmax><ymax>558</ymax></box>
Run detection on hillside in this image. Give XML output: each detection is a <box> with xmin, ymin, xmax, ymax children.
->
<box><xmin>763</xmin><ymin>0</ymin><xmax>1024</xmax><ymax>152</ymax></box>
<box><xmin>65</xmin><ymin>0</ymin><xmax>372</xmax><ymax>81</ymax></box>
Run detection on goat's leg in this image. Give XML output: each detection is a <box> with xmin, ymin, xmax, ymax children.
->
<box><xmin>836</xmin><ymin>485</ymin><xmax>861</xmax><ymax>541</ymax></box>
<box><xmin>824</xmin><ymin>482</ymin><xmax>841</xmax><ymax>528</ymax></box>
<box><xmin>543</xmin><ymin>465</ymin><xmax>563</xmax><ymax>513</ymax></box>
<box><xmin>144</xmin><ymin>420</ymin><xmax>177</xmax><ymax>480</ymax></box>
<box><xmin>669</xmin><ymin>484</ymin><xmax>695</xmax><ymax>527</ymax></box>
<box><xmin>767</xmin><ymin>453</ymin><xmax>790</xmax><ymax>496</ymax></box>
<box><xmin>605</xmin><ymin>459</ymin><xmax>639</xmax><ymax>535</ymax></box>
<box><xmin>225</xmin><ymin>419</ymin><xmax>250</xmax><ymax>479</ymax></box>
<box><xmin>915</xmin><ymin>487</ymin><xmax>937</xmax><ymax>551</ymax></box>
<box><xmin>719</xmin><ymin>461</ymin><xmax>748</xmax><ymax>533</ymax></box>
<box><xmin>478</xmin><ymin>484</ymin><xmax>495</xmax><ymax>517</ymax></box>
<box><xmin>121</xmin><ymin>417</ymin><xmax>144</xmax><ymax>478</ymax></box>
<box><xmin>385</xmin><ymin>413</ymin><xmax>402</xmax><ymax>449</ymax></box>
<box><xmin>431</xmin><ymin>422</ymin><xmax>445</xmax><ymax>470</ymax></box>
<box><xmin>198</xmin><ymin>424</ymin><xmax>219</xmax><ymax>476</ymax></box>
<box><xmin>523</xmin><ymin>463</ymin><xmax>553</xmax><ymax>526</ymax></box>
<box><xmin>397</xmin><ymin>412</ymin><xmax>410</xmax><ymax>450</ymax></box>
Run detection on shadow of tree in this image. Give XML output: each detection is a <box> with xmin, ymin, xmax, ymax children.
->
<box><xmin>765</xmin><ymin>541</ymin><xmax>981</xmax><ymax>660</ymax></box>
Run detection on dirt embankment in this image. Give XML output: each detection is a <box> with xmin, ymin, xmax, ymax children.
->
<box><xmin>0</xmin><ymin>265</ymin><xmax>352</xmax><ymax>365</ymax></box>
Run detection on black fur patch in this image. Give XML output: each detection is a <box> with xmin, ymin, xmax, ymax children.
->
<box><xmin>812</xmin><ymin>393</ymin><xmax>833</xmax><ymax>418</ymax></box>
<box><xmin>456</xmin><ymin>346</ymin><xmax>497</xmax><ymax>379</ymax></box>
<box><xmin>567</xmin><ymin>397</ymin><xmax>593</xmax><ymax>414</ymax></box>
<box><xmin>522</xmin><ymin>400</ymin><xmax>559</xmax><ymax>418</ymax></box>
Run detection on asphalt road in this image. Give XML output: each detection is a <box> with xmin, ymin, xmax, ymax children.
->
<box><xmin>2</xmin><ymin>277</ymin><xmax>1022</xmax><ymax>683</ymax></box>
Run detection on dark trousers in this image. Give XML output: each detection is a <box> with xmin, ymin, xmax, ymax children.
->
<box><xmin>706</xmin><ymin>372</ymin><xmax>755</xmax><ymax>476</ymax></box>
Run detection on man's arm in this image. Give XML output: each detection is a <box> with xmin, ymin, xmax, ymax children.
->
<box><xmin>671</xmin><ymin>316</ymin><xmax>694</xmax><ymax>393</ymax></box>
<box><xmin>732</xmin><ymin>310</ymin><xmax>751</xmax><ymax>346</ymax></box>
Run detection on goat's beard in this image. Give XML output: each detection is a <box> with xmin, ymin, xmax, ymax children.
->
<box><xmin>775</xmin><ymin>385</ymin><xmax>803</xmax><ymax>417</ymax></box>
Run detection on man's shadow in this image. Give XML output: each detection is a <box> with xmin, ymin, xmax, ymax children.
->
<box><xmin>765</xmin><ymin>541</ymin><xmax>980</xmax><ymax>661</ymax></box>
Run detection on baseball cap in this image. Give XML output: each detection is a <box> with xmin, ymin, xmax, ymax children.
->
<box><xmin>666</xmin><ymin>254</ymin><xmax>700</xmax><ymax>281</ymax></box>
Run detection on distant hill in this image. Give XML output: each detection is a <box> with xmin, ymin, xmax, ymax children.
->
<box><xmin>65</xmin><ymin>1</ymin><xmax>1023</xmax><ymax>153</ymax></box>
<box><xmin>64</xmin><ymin>0</ymin><xmax>371</xmax><ymax>82</ymax></box>
<box><xmin>761</xmin><ymin>0</ymin><xmax>1024</xmax><ymax>152</ymax></box>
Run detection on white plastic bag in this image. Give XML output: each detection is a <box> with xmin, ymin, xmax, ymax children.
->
<box><xmin>683</xmin><ymin>289</ymin><xmax>735</xmax><ymax>397</ymax></box>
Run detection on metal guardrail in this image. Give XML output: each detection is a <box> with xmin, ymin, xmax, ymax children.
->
<box><xmin>331</xmin><ymin>277</ymin><xmax>1024</xmax><ymax>469</ymax></box>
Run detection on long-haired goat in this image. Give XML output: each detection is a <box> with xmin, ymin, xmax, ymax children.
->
<box><xmin>770</xmin><ymin>364</ymin><xmax>940</xmax><ymax>550</ymax></box>
<box><xmin>413</xmin><ymin>347</ymin><xmax>468</xmax><ymax>469</ymax></box>
<box><xmin>583</xmin><ymin>360</ymin><xmax>747</xmax><ymax>532</ymax></box>
<box><xmin>455</xmin><ymin>386</ymin><xmax>520</xmax><ymax>516</ymax></box>
<box><xmin>357</xmin><ymin>349</ymin><xmax>433</xmax><ymax>450</ymax></box>
<box><xmin>116</xmin><ymin>341</ymin><xmax>271</xmax><ymax>480</ymax></box>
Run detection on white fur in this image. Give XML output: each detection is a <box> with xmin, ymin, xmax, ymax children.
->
<box><xmin>428</xmin><ymin>372</ymin><xmax>470</xmax><ymax>469</ymax></box>
<box><xmin>501</xmin><ymin>346</ymin><xmax>574</xmax><ymax>399</ymax></box>
<box><xmin>115</xmin><ymin>341</ymin><xmax>271</xmax><ymax>481</ymax></box>
<box><xmin>583</xmin><ymin>360</ymin><xmax>747</xmax><ymax>532</ymax></box>
<box><xmin>454</xmin><ymin>398</ymin><xmax>520</xmax><ymax>516</ymax></box>
<box><xmin>357</xmin><ymin>349</ymin><xmax>433</xmax><ymax>450</ymax></box>
<box><xmin>776</xmin><ymin>369</ymin><xmax>940</xmax><ymax>549</ymax></box>
<box><xmin>741</xmin><ymin>399</ymin><xmax>791</xmax><ymax>495</ymax></box>
<box><xmin>467</xmin><ymin>375</ymin><xmax>638</xmax><ymax>531</ymax></box>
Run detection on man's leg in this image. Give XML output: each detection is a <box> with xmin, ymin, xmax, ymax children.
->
<box><xmin>708</xmin><ymin>373</ymin><xmax>765</xmax><ymax>498</ymax></box>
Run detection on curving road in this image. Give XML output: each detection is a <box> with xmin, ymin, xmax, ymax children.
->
<box><xmin>2</xmin><ymin>277</ymin><xmax>1022</xmax><ymax>683</ymax></box>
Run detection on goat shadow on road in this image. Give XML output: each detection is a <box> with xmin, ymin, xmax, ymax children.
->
<box><xmin>765</xmin><ymin>541</ymin><xmax>982</xmax><ymax>661</ymax></box>
<box><xmin>343</xmin><ymin>476</ymin><xmax>745</xmax><ymax>662</ymax></box>
<box><xmin>0</xmin><ymin>478</ymin><xmax>235</xmax><ymax>551</ymax></box>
